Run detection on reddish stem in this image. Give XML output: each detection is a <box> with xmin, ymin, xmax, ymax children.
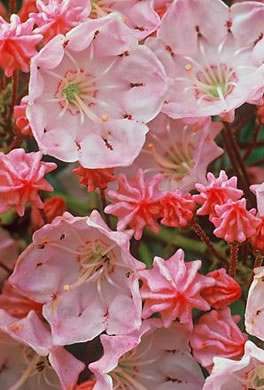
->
<box><xmin>229</xmin><ymin>243</ymin><xmax>239</xmax><ymax>278</ymax></box>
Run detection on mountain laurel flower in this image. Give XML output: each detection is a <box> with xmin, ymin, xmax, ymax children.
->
<box><xmin>73</xmin><ymin>165</ymin><xmax>116</xmax><ymax>192</ymax></box>
<box><xmin>211</xmin><ymin>199</ymin><xmax>261</xmax><ymax>243</ymax></box>
<box><xmin>14</xmin><ymin>99</ymin><xmax>32</xmax><ymax>136</ymax></box>
<box><xmin>0</xmin><ymin>149</ymin><xmax>56</xmax><ymax>217</ymax></box>
<box><xmin>245</xmin><ymin>267</ymin><xmax>264</xmax><ymax>341</ymax></box>
<box><xmin>146</xmin><ymin>0</ymin><xmax>264</xmax><ymax>121</ymax></box>
<box><xmin>0</xmin><ymin>14</ymin><xmax>42</xmax><ymax>77</ymax></box>
<box><xmin>194</xmin><ymin>170</ymin><xmax>243</xmax><ymax>220</ymax></box>
<box><xmin>203</xmin><ymin>341</ymin><xmax>264</xmax><ymax>390</ymax></box>
<box><xmin>131</xmin><ymin>114</ymin><xmax>223</xmax><ymax>192</ymax></box>
<box><xmin>139</xmin><ymin>248</ymin><xmax>215</xmax><ymax>329</ymax></box>
<box><xmin>27</xmin><ymin>14</ymin><xmax>168</xmax><ymax>168</ymax></box>
<box><xmin>191</xmin><ymin>308</ymin><xmax>246</xmax><ymax>372</ymax></box>
<box><xmin>31</xmin><ymin>0</ymin><xmax>91</xmax><ymax>43</ymax></box>
<box><xmin>251</xmin><ymin>215</ymin><xmax>264</xmax><ymax>253</ymax></box>
<box><xmin>89</xmin><ymin>321</ymin><xmax>205</xmax><ymax>390</ymax></box>
<box><xmin>201</xmin><ymin>268</ymin><xmax>241</xmax><ymax>310</ymax></box>
<box><xmin>160</xmin><ymin>190</ymin><xmax>195</xmax><ymax>228</ymax></box>
<box><xmin>105</xmin><ymin>169</ymin><xmax>163</xmax><ymax>240</ymax></box>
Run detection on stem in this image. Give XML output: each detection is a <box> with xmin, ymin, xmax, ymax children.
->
<box><xmin>9</xmin><ymin>0</ymin><xmax>17</xmax><ymax>15</ymax></box>
<box><xmin>191</xmin><ymin>222</ymin><xmax>228</xmax><ymax>266</ymax></box>
<box><xmin>99</xmin><ymin>188</ymin><xmax>111</xmax><ymax>227</ymax></box>
<box><xmin>229</xmin><ymin>243</ymin><xmax>239</xmax><ymax>277</ymax></box>
<box><xmin>243</xmin><ymin>120</ymin><xmax>261</xmax><ymax>161</ymax></box>
<box><xmin>38</xmin><ymin>208</ymin><xmax>49</xmax><ymax>225</ymax></box>
<box><xmin>0</xmin><ymin>261</ymin><xmax>12</xmax><ymax>275</ymax></box>
<box><xmin>8</xmin><ymin>134</ymin><xmax>23</xmax><ymax>151</ymax></box>
<box><xmin>254</xmin><ymin>254</ymin><xmax>263</xmax><ymax>269</ymax></box>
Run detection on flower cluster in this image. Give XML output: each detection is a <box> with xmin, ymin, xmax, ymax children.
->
<box><xmin>1</xmin><ymin>0</ymin><xmax>264</xmax><ymax>388</ymax></box>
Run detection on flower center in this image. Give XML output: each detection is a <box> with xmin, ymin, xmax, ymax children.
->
<box><xmin>185</xmin><ymin>63</ymin><xmax>237</xmax><ymax>103</ymax></box>
<box><xmin>246</xmin><ymin>365</ymin><xmax>264</xmax><ymax>389</ymax></box>
<box><xmin>63</xmin><ymin>83</ymin><xmax>81</xmax><ymax>102</ymax></box>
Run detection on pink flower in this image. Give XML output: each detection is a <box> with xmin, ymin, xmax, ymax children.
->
<box><xmin>73</xmin><ymin>165</ymin><xmax>116</xmax><ymax>192</ymax></box>
<box><xmin>203</xmin><ymin>341</ymin><xmax>264</xmax><ymax>390</ymax></box>
<box><xmin>160</xmin><ymin>190</ymin><xmax>195</xmax><ymax>227</ymax></box>
<box><xmin>139</xmin><ymin>249</ymin><xmax>215</xmax><ymax>329</ymax></box>
<box><xmin>211</xmin><ymin>198</ymin><xmax>261</xmax><ymax>243</ymax></box>
<box><xmin>19</xmin><ymin>0</ymin><xmax>38</xmax><ymax>22</ymax></box>
<box><xmin>0</xmin><ymin>281</ymin><xmax>43</xmax><ymax>319</ymax></box>
<box><xmin>251</xmin><ymin>215</ymin><xmax>264</xmax><ymax>253</ymax></box>
<box><xmin>10</xmin><ymin>211</ymin><xmax>143</xmax><ymax>345</ymax></box>
<box><xmin>31</xmin><ymin>0</ymin><xmax>91</xmax><ymax>43</ymax></box>
<box><xmin>105</xmin><ymin>169</ymin><xmax>163</xmax><ymax>240</ymax></box>
<box><xmin>0</xmin><ymin>149</ymin><xmax>56</xmax><ymax>217</ymax></box>
<box><xmin>89</xmin><ymin>0</ymin><xmax>160</xmax><ymax>40</ymax></box>
<box><xmin>0</xmin><ymin>14</ymin><xmax>42</xmax><ymax>77</ymax></box>
<box><xmin>27</xmin><ymin>14</ymin><xmax>168</xmax><ymax>168</ymax></box>
<box><xmin>191</xmin><ymin>308</ymin><xmax>246</xmax><ymax>372</ymax></box>
<box><xmin>0</xmin><ymin>227</ymin><xmax>19</xmax><ymax>282</ymax></box>
<box><xmin>245</xmin><ymin>267</ymin><xmax>264</xmax><ymax>341</ymax></box>
<box><xmin>146</xmin><ymin>0</ymin><xmax>264</xmax><ymax>121</ymax></box>
<box><xmin>31</xmin><ymin>195</ymin><xmax>67</xmax><ymax>231</ymax></box>
<box><xmin>201</xmin><ymin>268</ymin><xmax>241</xmax><ymax>310</ymax></box>
<box><xmin>75</xmin><ymin>378</ymin><xmax>96</xmax><ymax>390</ymax></box>
<box><xmin>129</xmin><ymin>114</ymin><xmax>223</xmax><ymax>192</ymax></box>
<box><xmin>251</xmin><ymin>181</ymin><xmax>264</xmax><ymax>215</ymax></box>
<box><xmin>89</xmin><ymin>321</ymin><xmax>204</xmax><ymax>390</ymax></box>
<box><xmin>14</xmin><ymin>99</ymin><xmax>32</xmax><ymax>136</ymax></box>
<box><xmin>0</xmin><ymin>310</ymin><xmax>85</xmax><ymax>390</ymax></box>
<box><xmin>194</xmin><ymin>171</ymin><xmax>243</xmax><ymax>220</ymax></box>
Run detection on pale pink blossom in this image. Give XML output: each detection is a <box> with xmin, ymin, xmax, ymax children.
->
<box><xmin>146</xmin><ymin>0</ymin><xmax>264</xmax><ymax>121</ymax></box>
<box><xmin>0</xmin><ymin>310</ymin><xmax>85</xmax><ymax>390</ymax></box>
<box><xmin>212</xmin><ymin>198</ymin><xmax>261</xmax><ymax>243</ymax></box>
<box><xmin>89</xmin><ymin>0</ymin><xmax>160</xmax><ymax>40</ymax></box>
<box><xmin>0</xmin><ymin>227</ymin><xmax>19</xmax><ymax>282</ymax></box>
<box><xmin>129</xmin><ymin>114</ymin><xmax>223</xmax><ymax>192</ymax></box>
<box><xmin>105</xmin><ymin>169</ymin><xmax>163</xmax><ymax>240</ymax></box>
<box><xmin>203</xmin><ymin>341</ymin><xmax>264</xmax><ymax>390</ymax></box>
<box><xmin>251</xmin><ymin>181</ymin><xmax>264</xmax><ymax>215</ymax></box>
<box><xmin>73</xmin><ymin>165</ymin><xmax>116</xmax><ymax>192</ymax></box>
<box><xmin>191</xmin><ymin>308</ymin><xmax>246</xmax><ymax>372</ymax></box>
<box><xmin>31</xmin><ymin>0</ymin><xmax>91</xmax><ymax>43</ymax></box>
<box><xmin>0</xmin><ymin>14</ymin><xmax>42</xmax><ymax>77</ymax></box>
<box><xmin>201</xmin><ymin>268</ymin><xmax>241</xmax><ymax>310</ymax></box>
<box><xmin>0</xmin><ymin>149</ymin><xmax>56</xmax><ymax>217</ymax></box>
<box><xmin>89</xmin><ymin>321</ymin><xmax>204</xmax><ymax>390</ymax></box>
<box><xmin>139</xmin><ymin>249</ymin><xmax>215</xmax><ymax>329</ymax></box>
<box><xmin>194</xmin><ymin>171</ymin><xmax>243</xmax><ymax>220</ymax></box>
<box><xmin>160</xmin><ymin>190</ymin><xmax>195</xmax><ymax>227</ymax></box>
<box><xmin>10</xmin><ymin>211</ymin><xmax>143</xmax><ymax>345</ymax></box>
<box><xmin>245</xmin><ymin>267</ymin><xmax>264</xmax><ymax>341</ymax></box>
<box><xmin>27</xmin><ymin>14</ymin><xmax>168</xmax><ymax>168</ymax></box>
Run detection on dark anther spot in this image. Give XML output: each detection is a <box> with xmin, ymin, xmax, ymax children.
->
<box><xmin>119</xmin><ymin>50</ymin><xmax>129</xmax><ymax>57</ymax></box>
<box><xmin>254</xmin><ymin>32</ymin><xmax>264</xmax><ymax>46</ymax></box>
<box><xmin>37</xmin><ymin>243</ymin><xmax>46</xmax><ymax>249</ymax></box>
<box><xmin>103</xmin><ymin>138</ymin><xmax>114</xmax><ymax>151</ymax></box>
<box><xmin>123</xmin><ymin>114</ymin><xmax>133</xmax><ymax>120</ymax></box>
<box><xmin>256</xmin><ymin>309</ymin><xmax>262</xmax><ymax>316</ymax></box>
<box><xmin>126</xmin><ymin>271</ymin><xmax>131</xmax><ymax>278</ymax></box>
<box><xmin>37</xmin><ymin>66</ymin><xmax>40</xmax><ymax>70</ymax></box>
<box><xmin>63</xmin><ymin>39</ymin><xmax>69</xmax><ymax>48</ymax></box>
<box><xmin>135</xmin><ymin>26</ymin><xmax>145</xmax><ymax>31</ymax></box>
<box><xmin>60</xmin><ymin>233</ymin><xmax>65</xmax><ymax>240</ymax></box>
<box><xmin>226</xmin><ymin>20</ymin><xmax>232</xmax><ymax>32</ymax></box>
<box><xmin>130</xmin><ymin>82</ymin><xmax>144</xmax><ymax>88</ymax></box>
<box><xmin>75</xmin><ymin>141</ymin><xmax>81</xmax><ymax>150</ymax></box>
<box><xmin>195</xmin><ymin>25</ymin><xmax>202</xmax><ymax>37</ymax></box>
<box><xmin>165</xmin><ymin>45</ymin><xmax>175</xmax><ymax>57</ymax></box>
<box><xmin>94</xmin><ymin>30</ymin><xmax>99</xmax><ymax>39</ymax></box>
<box><xmin>43</xmin><ymin>128</ymin><xmax>47</xmax><ymax>134</ymax></box>
<box><xmin>78</xmin><ymin>312</ymin><xmax>82</xmax><ymax>317</ymax></box>
<box><xmin>36</xmin><ymin>262</ymin><xmax>43</xmax><ymax>268</ymax></box>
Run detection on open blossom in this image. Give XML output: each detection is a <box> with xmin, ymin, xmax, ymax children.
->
<box><xmin>146</xmin><ymin>0</ymin><xmax>264</xmax><ymax>121</ymax></box>
<box><xmin>139</xmin><ymin>249</ymin><xmax>215</xmax><ymax>328</ymax></box>
<box><xmin>27</xmin><ymin>14</ymin><xmax>168</xmax><ymax>168</ymax></box>
<box><xmin>194</xmin><ymin>171</ymin><xmax>243</xmax><ymax>220</ymax></box>
<box><xmin>191</xmin><ymin>308</ymin><xmax>246</xmax><ymax>372</ymax></box>
<box><xmin>0</xmin><ymin>14</ymin><xmax>42</xmax><ymax>77</ymax></box>
<box><xmin>130</xmin><ymin>114</ymin><xmax>223</xmax><ymax>192</ymax></box>
<box><xmin>89</xmin><ymin>0</ymin><xmax>160</xmax><ymax>40</ymax></box>
<box><xmin>203</xmin><ymin>341</ymin><xmax>264</xmax><ymax>390</ymax></box>
<box><xmin>10</xmin><ymin>211</ymin><xmax>143</xmax><ymax>345</ymax></box>
<box><xmin>89</xmin><ymin>321</ymin><xmax>205</xmax><ymax>390</ymax></box>
<box><xmin>0</xmin><ymin>149</ymin><xmax>56</xmax><ymax>217</ymax></box>
<box><xmin>160</xmin><ymin>190</ymin><xmax>195</xmax><ymax>227</ymax></box>
<box><xmin>212</xmin><ymin>198</ymin><xmax>261</xmax><ymax>243</ymax></box>
<box><xmin>31</xmin><ymin>0</ymin><xmax>91</xmax><ymax>43</ymax></box>
<box><xmin>73</xmin><ymin>165</ymin><xmax>115</xmax><ymax>192</ymax></box>
<box><xmin>201</xmin><ymin>268</ymin><xmax>241</xmax><ymax>310</ymax></box>
<box><xmin>0</xmin><ymin>310</ymin><xmax>85</xmax><ymax>390</ymax></box>
<box><xmin>105</xmin><ymin>169</ymin><xmax>163</xmax><ymax>240</ymax></box>
<box><xmin>245</xmin><ymin>267</ymin><xmax>264</xmax><ymax>341</ymax></box>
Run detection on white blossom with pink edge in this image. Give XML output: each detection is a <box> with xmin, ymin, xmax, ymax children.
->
<box><xmin>9</xmin><ymin>210</ymin><xmax>143</xmax><ymax>345</ymax></box>
<box><xmin>146</xmin><ymin>0</ymin><xmax>264</xmax><ymax>122</ymax></box>
<box><xmin>203</xmin><ymin>341</ymin><xmax>264</xmax><ymax>390</ymax></box>
<box><xmin>126</xmin><ymin>114</ymin><xmax>223</xmax><ymax>192</ymax></box>
<box><xmin>26</xmin><ymin>13</ymin><xmax>168</xmax><ymax>168</ymax></box>
<box><xmin>89</xmin><ymin>320</ymin><xmax>205</xmax><ymax>390</ymax></box>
